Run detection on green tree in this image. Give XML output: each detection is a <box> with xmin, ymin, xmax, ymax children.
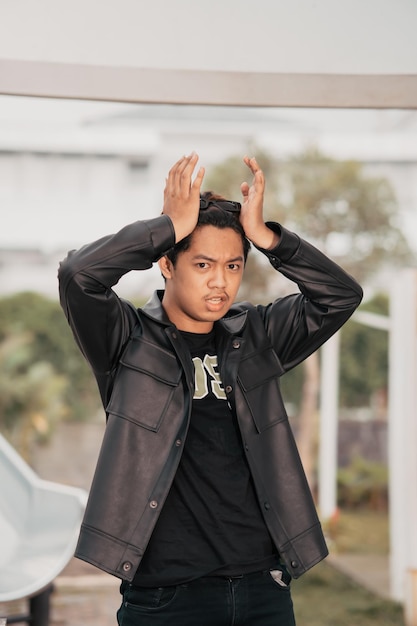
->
<box><xmin>205</xmin><ymin>146</ymin><xmax>412</xmax><ymax>284</ymax></box>
<box><xmin>0</xmin><ymin>329</ymin><xmax>68</xmax><ymax>457</ymax></box>
<box><xmin>273</xmin><ymin>148</ymin><xmax>412</xmax><ymax>283</ymax></box>
<box><xmin>339</xmin><ymin>293</ymin><xmax>388</xmax><ymax>408</ymax></box>
<box><xmin>0</xmin><ymin>292</ymin><xmax>101</xmax><ymax>431</ymax></box>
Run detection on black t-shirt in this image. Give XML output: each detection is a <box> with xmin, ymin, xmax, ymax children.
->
<box><xmin>133</xmin><ymin>329</ymin><xmax>277</xmax><ymax>587</ymax></box>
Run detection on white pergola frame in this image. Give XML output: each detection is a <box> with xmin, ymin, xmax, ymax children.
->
<box><xmin>1</xmin><ymin>59</ymin><xmax>417</xmax><ymax>109</ymax></box>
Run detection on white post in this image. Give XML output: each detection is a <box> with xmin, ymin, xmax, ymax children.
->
<box><xmin>318</xmin><ymin>331</ymin><xmax>340</xmax><ymax>520</ymax></box>
<box><xmin>388</xmin><ymin>269</ymin><xmax>417</xmax><ymax>623</ymax></box>
<box><xmin>319</xmin><ymin>311</ymin><xmax>390</xmax><ymax>522</ymax></box>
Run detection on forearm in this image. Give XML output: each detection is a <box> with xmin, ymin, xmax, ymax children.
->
<box><xmin>259</xmin><ymin>222</ymin><xmax>362</xmax><ymax>306</ymax></box>
<box><xmin>257</xmin><ymin>222</ymin><xmax>363</xmax><ymax>370</ymax></box>
<box><xmin>58</xmin><ymin>215</ymin><xmax>175</xmax><ymax>372</ymax></box>
<box><xmin>59</xmin><ymin>216</ymin><xmax>174</xmax><ymax>296</ymax></box>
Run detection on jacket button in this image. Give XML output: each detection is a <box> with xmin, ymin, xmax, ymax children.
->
<box><xmin>175</xmin><ymin>439</ymin><xmax>182</xmax><ymax>447</ymax></box>
<box><xmin>225</xmin><ymin>385</ymin><xmax>232</xmax><ymax>394</ymax></box>
<box><xmin>264</xmin><ymin>502</ymin><xmax>270</xmax><ymax>510</ymax></box>
<box><xmin>232</xmin><ymin>340</ymin><xmax>240</xmax><ymax>349</ymax></box>
<box><xmin>291</xmin><ymin>560</ymin><xmax>299</xmax><ymax>568</ymax></box>
<box><xmin>150</xmin><ymin>500</ymin><xmax>158</xmax><ymax>509</ymax></box>
<box><xmin>122</xmin><ymin>561</ymin><xmax>132</xmax><ymax>572</ymax></box>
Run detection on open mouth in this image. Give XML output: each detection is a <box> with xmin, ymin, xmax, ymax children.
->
<box><xmin>205</xmin><ymin>295</ymin><xmax>227</xmax><ymax>309</ymax></box>
<box><xmin>207</xmin><ymin>297</ymin><xmax>224</xmax><ymax>303</ymax></box>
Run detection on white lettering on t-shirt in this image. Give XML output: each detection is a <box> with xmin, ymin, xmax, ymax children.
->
<box><xmin>192</xmin><ymin>354</ymin><xmax>226</xmax><ymax>400</ymax></box>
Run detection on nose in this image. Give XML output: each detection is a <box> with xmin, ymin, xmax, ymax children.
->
<box><xmin>208</xmin><ymin>266</ymin><xmax>227</xmax><ymax>289</ymax></box>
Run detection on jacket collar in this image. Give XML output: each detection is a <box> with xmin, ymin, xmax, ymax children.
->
<box><xmin>141</xmin><ymin>290</ymin><xmax>171</xmax><ymax>325</ymax></box>
<box><xmin>141</xmin><ymin>290</ymin><xmax>248</xmax><ymax>335</ymax></box>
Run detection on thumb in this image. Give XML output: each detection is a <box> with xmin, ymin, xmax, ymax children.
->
<box><xmin>240</xmin><ymin>181</ymin><xmax>250</xmax><ymax>200</ymax></box>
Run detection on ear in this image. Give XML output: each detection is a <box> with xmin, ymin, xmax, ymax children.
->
<box><xmin>158</xmin><ymin>255</ymin><xmax>174</xmax><ymax>280</ymax></box>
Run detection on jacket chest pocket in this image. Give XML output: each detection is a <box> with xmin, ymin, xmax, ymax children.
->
<box><xmin>106</xmin><ymin>338</ymin><xmax>182</xmax><ymax>432</ymax></box>
<box><xmin>238</xmin><ymin>347</ymin><xmax>287</xmax><ymax>432</ymax></box>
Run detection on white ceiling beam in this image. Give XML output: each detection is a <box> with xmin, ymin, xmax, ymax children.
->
<box><xmin>1</xmin><ymin>60</ymin><xmax>417</xmax><ymax>109</ymax></box>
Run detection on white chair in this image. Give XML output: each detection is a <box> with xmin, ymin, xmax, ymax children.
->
<box><xmin>0</xmin><ymin>433</ymin><xmax>87</xmax><ymax>625</ymax></box>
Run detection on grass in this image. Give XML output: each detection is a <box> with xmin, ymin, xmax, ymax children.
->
<box><xmin>290</xmin><ymin>509</ymin><xmax>405</xmax><ymax>626</ymax></box>
<box><xmin>327</xmin><ymin>509</ymin><xmax>389</xmax><ymax>555</ymax></box>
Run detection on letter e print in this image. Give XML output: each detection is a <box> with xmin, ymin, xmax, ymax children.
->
<box><xmin>192</xmin><ymin>355</ymin><xmax>226</xmax><ymax>400</ymax></box>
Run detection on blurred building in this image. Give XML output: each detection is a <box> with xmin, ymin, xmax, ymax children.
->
<box><xmin>1</xmin><ymin>99</ymin><xmax>417</xmax><ymax>299</ymax></box>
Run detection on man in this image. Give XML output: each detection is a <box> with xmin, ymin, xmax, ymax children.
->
<box><xmin>58</xmin><ymin>153</ymin><xmax>362</xmax><ymax>625</ymax></box>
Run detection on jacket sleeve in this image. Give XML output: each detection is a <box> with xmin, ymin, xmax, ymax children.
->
<box><xmin>58</xmin><ymin>215</ymin><xmax>175</xmax><ymax>376</ymax></box>
<box><xmin>256</xmin><ymin>222</ymin><xmax>363</xmax><ymax>372</ymax></box>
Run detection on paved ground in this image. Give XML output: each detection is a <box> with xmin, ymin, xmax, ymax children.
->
<box><xmin>0</xmin><ymin>559</ymin><xmax>120</xmax><ymax>626</ymax></box>
<box><xmin>0</xmin><ymin>554</ymin><xmax>391</xmax><ymax>626</ymax></box>
<box><xmin>52</xmin><ymin>559</ymin><xmax>120</xmax><ymax>626</ymax></box>
<box><xmin>327</xmin><ymin>553</ymin><xmax>391</xmax><ymax>600</ymax></box>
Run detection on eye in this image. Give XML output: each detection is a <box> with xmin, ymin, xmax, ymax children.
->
<box><xmin>228</xmin><ymin>263</ymin><xmax>241</xmax><ymax>271</ymax></box>
<box><xmin>196</xmin><ymin>262</ymin><xmax>209</xmax><ymax>269</ymax></box>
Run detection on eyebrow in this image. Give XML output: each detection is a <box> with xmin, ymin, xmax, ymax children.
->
<box><xmin>191</xmin><ymin>254</ymin><xmax>244</xmax><ymax>263</ymax></box>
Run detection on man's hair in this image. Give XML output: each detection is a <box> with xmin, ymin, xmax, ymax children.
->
<box><xmin>165</xmin><ymin>191</ymin><xmax>251</xmax><ymax>266</ymax></box>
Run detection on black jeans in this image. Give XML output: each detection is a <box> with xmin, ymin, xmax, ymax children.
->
<box><xmin>117</xmin><ymin>566</ymin><xmax>296</xmax><ymax>626</ymax></box>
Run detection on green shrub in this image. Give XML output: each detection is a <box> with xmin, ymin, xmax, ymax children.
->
<box><xmin>337</xmin><ymin>456</ymin><xmax>388</xmax><ymax>511</ymax></box>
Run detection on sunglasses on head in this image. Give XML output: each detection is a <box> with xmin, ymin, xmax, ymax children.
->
<box><xmin>199</xmin><ymin>197</ymin><xmax>241</xmax><ymax>214</ymax></box>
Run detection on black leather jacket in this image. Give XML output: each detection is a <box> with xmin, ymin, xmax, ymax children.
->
<box><xmin>58</xmin><ymin>215</ymin><xmax>362</xmax><ymax>581</ymax></box>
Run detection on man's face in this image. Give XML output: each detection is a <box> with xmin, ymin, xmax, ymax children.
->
<box><xmin>159</xmin><ymin>225</ymin><xmax>245</xmax><ymax>333</ymax></box>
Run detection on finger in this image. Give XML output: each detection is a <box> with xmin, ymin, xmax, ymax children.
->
<box><xmin>171</xmin><ymin>155</ymin><xmax>192</xmax><ymax>190</ymax></box>
<box><xmin>175</xmin><ymin>152</ymin><xmax>197</xmax><ymax>176</ymax></box>
<box><xmin>240</xmin><ymin>182</ymin><xmax>250</xmax><ymax>199</ymax></box>
<box><xmin>168</xmin><ymin>152</ymin><xmax>195</xmax><ymax>180</ymax></box>
<box><xmin>253</xmin><ymin>168</ymin><xmax>265</xmax><ymax>192</ymax></box>
<box><xmin>191</xmin><ymin>166</ymin><xmax>205</xmax><ymax>196</ymax></box>
<box><xmin>168</xmin><ymin>153</ymin><xmax>196</xmax><ymax>197</ymax></box>
<box><xmin>168</xmin><ymin>155</ymin><xmax>185</xmax><ymax>174</ymax></box>
<box><xmin>243</xmin><ymin>155</ymin><xmax>260</xmax><ymax>174</ymax></box>
<box><xmin>178</xmin><ymin>152</ymin><xmax>199</xmax><ymax>193</ymax></box>
<box><xmin>246</xmin><ymin>157</ymin><xmax>264</xmax><ymax>190</ymax></box>
<box><xmin>166</xmin><ymin>156</ymin><xmax>187</xmax><ymax>195</ymax></box>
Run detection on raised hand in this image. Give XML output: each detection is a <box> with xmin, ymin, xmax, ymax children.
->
<box><xmin>163</xmin><ymin>152</ymin><xmax>205</xmax><ymax>243</ymax></box>
<box><xmin>239</xmin><ymin>156</ymin><xmax>279</xmax><ymax>249</ymax></box>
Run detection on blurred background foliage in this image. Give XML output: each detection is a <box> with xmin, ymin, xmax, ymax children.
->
<box><xmin>0</xmin><ymin>291</ymin><xmax>101</xmax><ymax>452</ymax></box>
<box><xmin>205</xmin><ymin>145</ymin><xmax>413</xmax><ymax>284</ymax></box>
